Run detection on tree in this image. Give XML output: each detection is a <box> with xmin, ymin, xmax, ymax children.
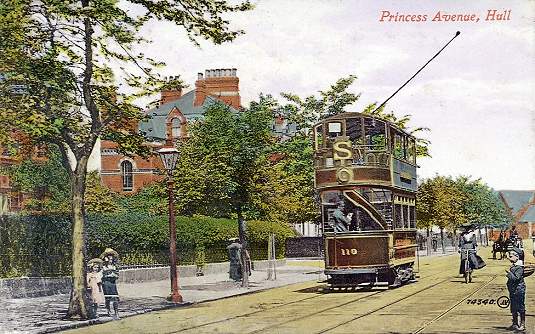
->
<box><xmin>173</xmin><ymin>98</ymin><xmax>273</xmax><ymax>286</ymax></box>
<box><xmin>0</xmin><ymin>0</ymin><xmax>252</xmax><ymax>319</ymax></box>
<box><xmin>84</xmin><ymin>171</ymin><xmax>121</xmax><ymax>214</ymax></box>
<box><xmin>417</xmin><ymin>176</ymin><xmax>467</xmax><ymax>253</ymax></box>
<box><xmin>281</xmin><ymin>75</ymin><xmax>360</xmax><ymax>137</ymax></box>
<box><xmin>417</xmin><ymin>175</ymin><xmax>511</xmax><ymax>252</ymax></box>
<box><xmin>455</xmin><ymin>176</ymin><xmax>512</xmax><ymax>245</ymax></box>
<box><xmin>281</xmin><ymin>74</ymin><xmax>431</xmax><ymax>157</ymax></box>
<box><xmin>251</xmin><ymin>136</ymin><xmax>318</xmax><ymax>225</ymax></box>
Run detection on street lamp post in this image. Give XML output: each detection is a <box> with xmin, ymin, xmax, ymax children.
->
<box><xmin>157</xmin><ymin>146</ymin><xmax>183</xmax><ymax>303</ymax></box>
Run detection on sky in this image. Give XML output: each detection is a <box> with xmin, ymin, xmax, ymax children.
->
<box><xmin>92</xmin><ymin>0</ymin><xmax>535</xmax><ymax>191</ymax></box>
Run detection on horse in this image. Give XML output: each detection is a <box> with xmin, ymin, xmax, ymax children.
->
<box><xmin>493</xmin><ymin>237</ymin><xmax>512</xmax><ymax>260</ymax></box>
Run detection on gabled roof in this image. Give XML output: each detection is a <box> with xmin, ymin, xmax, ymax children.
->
<box><xmin>519</xmin><ymin>206</ymin><xmax>535</xmax><ymax>222</ymax></box>
<box><xmin>499</xmin><ymin>190</ymin><xmax>535</xmax><ymax>215</ymax></box>
<box><xmin>139</xmin><ymin>90</ymin><xmax>238</xmax><ymax>140</ymax></box>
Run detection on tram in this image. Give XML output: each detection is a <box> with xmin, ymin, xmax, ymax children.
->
<box><xmin>314</xmin><ymin>113</ymin><xmax>418</xmax><ymax>288</ymax></box>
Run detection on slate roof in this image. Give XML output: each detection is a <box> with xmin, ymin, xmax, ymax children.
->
<box><xmin>519</xmin><ymin>206</ymin><xmax>535</xmax><ymax>222</ymax></box>
<box><xmin>499</xmin><ymin>190</ymin><xmax>534</xmax><ymax>215</ymax></box>
<box><xmin>139</xmin><ymin>90</ymin><xmax>238</xmax><ymax>140</ymax></box>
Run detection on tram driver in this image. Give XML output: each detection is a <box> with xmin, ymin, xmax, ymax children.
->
<box><xmin>331</xmin><ymin>200</ymin><xmax>352</xmax><ymax>232</ymax></box>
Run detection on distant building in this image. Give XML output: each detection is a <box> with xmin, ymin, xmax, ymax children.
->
<box><xmin>100</xmin><ymin>68</ymin><xmax>241</xmax><ymax>193</ymax></box>
<box><xmin>498</xmin><ymin>190</ymin><xmax>535</xmax><ymax>239</ymax></box>
<box><xmin>0</xmin><ymin>140</ymin><xmax>47</xmax><ymax>214</ymax></box>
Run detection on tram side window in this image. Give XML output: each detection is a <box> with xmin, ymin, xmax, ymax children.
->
<box><xmin>314</xmin><ymin>124</ymin><xmax>324</xmax><ymax>150</ymax></box>
<box><xmin>404</xmin><ymin>205</ymin><xmax>410</xmax><ymax>229</ymax></box>
<box><xmin>407</xmin><ymin>138</ymin><xmax>416</xmax><ymax>164</ymax></box>
<box><xmin>364</xmin><ymin>118</ymin><xmax>386</xmax><ymax>151</ymax></box>
<box><xmin>346</xmin><ymin>117</ymin><xmax>363</xmax><ymax>146</ymax></box>
<box><xmin>409</xmin><ymin>206</ymin><xmax>416</xmax><ymax>228</ymax></box>
<box><xmin>394</xmin><ymin>204</ymin><xmax>403</xmax><ymax>229</ymax></box>
<box><xmin>326</xmin><ymin>122</ymin><xmax>343</xmax><ymax>149</ymax></box>
<box><xmin>393</xmin><ymin>133</ymin><xmax>404</xmax><ymax>159</ymax></box>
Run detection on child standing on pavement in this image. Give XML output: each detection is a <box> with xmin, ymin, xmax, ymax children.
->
<box><xmin>86</xmin><ymin>258</ymin><xmax>105</xmax><ymax>317</ymax></box>
<box><xmin>506</xmin><ymin>247</ymin><xmax>526</xmax><ymax>331</ymax></box>
<box><xmin>100</xmin><ymin>248</ymin><xmax>120</xmax><ymax>319</ymax></box>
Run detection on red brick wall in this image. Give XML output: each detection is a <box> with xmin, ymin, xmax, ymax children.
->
<box><xmin>161</xmin><ymin>88</ymin><xmax>182</xmax><ymax>105</ymax></box>
<box><xmin>194</xmin><ymin>70</ymin><xmax>240</xmax><ymax>109</ymax></box>
<box><xmin>100</xmin><ymin>140</ymin><xmax>164</xmax><ymax>194</ymax></box>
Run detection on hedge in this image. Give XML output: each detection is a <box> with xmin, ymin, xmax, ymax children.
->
<box><xmin>0</xmin><ymin>213</ymin><xmax>295</xmax><ymax>278</ymax></box>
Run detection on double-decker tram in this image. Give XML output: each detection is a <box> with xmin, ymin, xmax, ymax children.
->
<box><xmin>314</xmin><ymin>113</ymin><xmax>418</xmax><ymax>289</ymax></box>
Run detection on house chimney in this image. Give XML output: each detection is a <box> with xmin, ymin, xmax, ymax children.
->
<box><xmin>160</xmin><ymin>75</ymin><xmax>182</xmax><ymax>105</ymax></box>
<box><xmin>194</xmin><ymin>68</ymin><xmax>241</xmax><ymax>108</ymax></box>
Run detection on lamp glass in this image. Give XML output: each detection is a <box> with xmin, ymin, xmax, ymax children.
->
<box><xmin>157</xmin><ymin>147</ymin><xmax>179</xmax><ymax>172</ymax></box>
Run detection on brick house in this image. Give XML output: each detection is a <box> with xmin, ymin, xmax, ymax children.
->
<box><xmin>100</xmin><ymin>68</ymin><xmax>241</xmax><ymax>193</ymax></box>
<box><xmin>498</xmin><ymin>190</ymin><xmax>535</xmax><ymax>239</ymax></box>
<box><xmin>0</xmin><ymin>151</ymin><xmax>20</xmax><ymax>214</ymax></box>
<box><xmin>0</xmin><ymin>141</ymin><xmax>47</xmax><ymax>214</ymax></box>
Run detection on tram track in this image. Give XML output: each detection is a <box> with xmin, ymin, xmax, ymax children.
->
<box><xmin>315</xmin><ymin>276</ymin><xmax>454</xmax><ymax>334</ymax></box>
<box><xmin>316</xmin><ymin>273</ymin><xmax>499</xmax><ymax>334</ymax></box>
<box><xmin>165</xmin><ymin>261</ymin><xmax>454</xmax><ymax>334</ymax></box>
<box><xmin>244</xmin><ymin>270</ymin><xmax>451</xmax><ymax>334</ymax></box>
<box><xmin>411</xmin><ymin>274</ymin><xmax>499</xmax><ymax>334</ymax></box>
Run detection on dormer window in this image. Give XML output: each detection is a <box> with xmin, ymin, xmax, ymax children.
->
<box><xmin>171</xmin><ymin>118</ymin><xmax>181</xmax><ymax>137</ymax></box>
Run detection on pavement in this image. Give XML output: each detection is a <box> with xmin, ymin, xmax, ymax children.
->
<box><xmin>0</xmin><ymin>261</ymin><xmax>326</xmax><ymax>334</ymax></box>
<box><xmin>59</xmin><ymin>245</ymin><xmax>535</xmax><ymax>334</ymax></box>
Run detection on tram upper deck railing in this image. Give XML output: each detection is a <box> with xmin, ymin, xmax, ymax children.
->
<box><xmin>313</xmin><ymin>113</ymin><xmax>417</xmax><ymax>192</ymax></box>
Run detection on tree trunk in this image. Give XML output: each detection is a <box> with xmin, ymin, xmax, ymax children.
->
<box><xmin>440</xmin><ymin>227</ymin><xmax>445</xmax><ymax>254</ymax></box>
<box><xmin>237</xmin><ymin>205</ymin><xmax>250</xmax><ymax>287</ymax></box>
<box><xmin>453</xmin><ymin>229</ymin><xmax>458</xmax><ymax>252</ymax></box>
<box><xmin>426</xmin><ymin>227</ymin><xmax>431</xmax><ymax>256</ymax></box>
<box><xmin>66</xmin><ymin>157</ymin><xmax>92</xmax><ymax>319</ymax></box>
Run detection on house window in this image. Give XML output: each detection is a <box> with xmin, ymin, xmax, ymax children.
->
<box><xmin>121</xmin><ymin>160</ymin><xmax>133</xmax><ymax>191</ymax></box>
<box><xmin>171</xmin><ymin>118</ymin><xmax>181</xmax><ymax>137</ymax></box>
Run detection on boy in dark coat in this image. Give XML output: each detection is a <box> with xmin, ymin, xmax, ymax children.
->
<box><xmin>506</xmin><ymin>247</ymin><xmax>526</xmax><ymax>331</ymax></box>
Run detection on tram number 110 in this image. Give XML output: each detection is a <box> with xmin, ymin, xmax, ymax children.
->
<box><xmin>340</xmin><ymin>248</ymin><xmax>358</xmax><ymax>256</ymax></box>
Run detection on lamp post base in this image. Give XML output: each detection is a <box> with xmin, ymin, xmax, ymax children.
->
<box><xmin>167</xmin><ymin>292</ymin><xmax>183</xmax><ymax>303</ymax></box>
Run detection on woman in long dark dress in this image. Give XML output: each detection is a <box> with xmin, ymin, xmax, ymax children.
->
<box><xmin>459</xmin><ymin>225</ymin><xmax>480</xmax><ymax>283</ymax></box>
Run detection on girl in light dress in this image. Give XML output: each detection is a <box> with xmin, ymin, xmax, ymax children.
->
<box><xmin>86</xmin><ymin>258</ymin><xmax>105</xmax><ymax>317</ymax></box>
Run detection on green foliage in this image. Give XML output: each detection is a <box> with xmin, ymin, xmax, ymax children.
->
<box><xmin>173</xmin><ymin>98</ymin><xmax>274</xmax><ymax>217</ymax></box>
<box><xmin>281</xmin><ymin>75</ymin><xmax>361</xmax><ymax>136</ymax></box>
<box><xmin>0</xmin><ymin>215</ymin><xmax>72</xmax><ymax>278</ymax></box>
<box><xmin>116</xmin><ymin>182</ymin><xmax>168</xmax><ymax>215</ymax></box>
<box><xmin>84</xmin><ymin>172</ymin><xmax>121</xmax><ymax>214</ymax></box>
<box><xmin>251</xmin><ymin>136</ymin><xmax>318</xmax><ymax>224</ymax></box>
<box><xmin>417</xmin><ymin>175</ymin><xmax>511</xmax><ymax>231</ymax></box>
<box><xmin>0</xmin><ymin>0</ymin><xmax>253</xmax><ymax>316</ymax></box>
<box><xmin>281</xmin><ymin>75</ymin><xmax>431</xmax><ymax>157</ymax></box>
<box><xmin>5</xmin><ymin>145</ymin><xmax>70</xmax><ymax>213</ymax></box>
<box><xmin>1</xmin><ymin>213</ymin><xmax>295</xmax><ymax>277</ymax></box>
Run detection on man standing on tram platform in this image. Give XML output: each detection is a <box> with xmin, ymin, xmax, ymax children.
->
<box><xmin>332</xmin><ymin>201</ymin><xmax>352</xmax><ymax>232</ymax></box>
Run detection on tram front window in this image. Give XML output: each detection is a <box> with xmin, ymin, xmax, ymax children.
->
<box><xmin>364</xmin><ymin>118</ymin><xmax>386</xmax><ymax>151</ymax></box>
<box><xmin>322</xmin><ymin>190</ymin><xmax>385</xmax><ymax>233</ymax></box>
<box><xmin>347</xmin><ymin>207</ymin><xmax>383</xmax><ymax>231</ymax></box>
<box><xmin>314</xmin><ymin>124</ymin><xmax>324</xmax><ymax>150</ymax></box>
<box><xmin>325</xmin><ymin>122</ymin><xmax>343</xmax><ymax>149</ymax></box>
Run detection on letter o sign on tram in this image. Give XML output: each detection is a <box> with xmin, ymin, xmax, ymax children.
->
<box><xmin>336</xmin><ymin>167</ymin><xmax>352</xmax><ymax>183</ymax></box>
